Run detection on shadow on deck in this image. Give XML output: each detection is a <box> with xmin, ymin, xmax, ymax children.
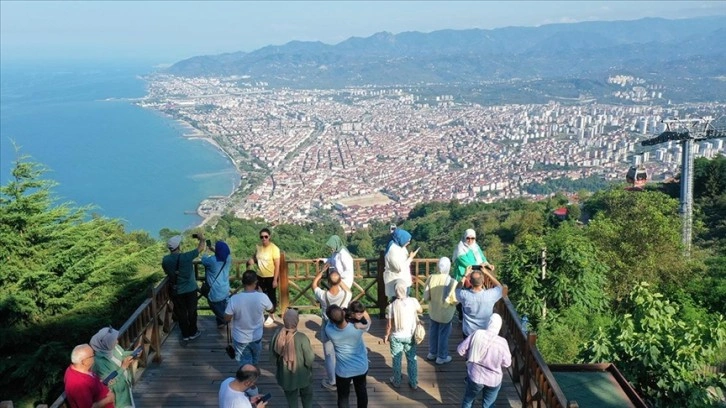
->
<box><xmin>133</xmin><ymin>314</ymin><xmax>521</xmax><ymax>407</ymax></box>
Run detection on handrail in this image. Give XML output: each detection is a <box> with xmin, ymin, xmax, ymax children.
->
<box><xmin>49</xmin><ymin>276</ymin><xmax>176</xmax><ymax>408</ymax></box>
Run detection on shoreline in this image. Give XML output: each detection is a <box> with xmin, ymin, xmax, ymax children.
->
<box><xmin>145</xmin><ymin>108</ymin><xmax>245</xmax><ymax>229</ymax></box>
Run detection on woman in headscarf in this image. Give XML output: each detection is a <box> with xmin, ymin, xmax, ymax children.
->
<box><xmin>89</xmin><ymin>327</ymin><xmax>136</xmax><ymax>407</ymax></box>
<box><xmin>201</xmin><ymin>240</ymin><xmax>232</xmax><ymax>329</ymax></box>
<box><xmin>423</xmin><ymin>257</ymin><xmax>458</xmax><ymax>365</ymax></box>
<box><xmin>456</xmin><ymin>314</ymin><xmax>511</xmax><ymax>408</ymax></box>
<box><xmin>318</xmin><ymin>235</ymin><xmax>355</xmax><ymax>291</ymax></box>
<box><xmin>271</xmin><ymin>308</ymin><xmax>314</xmax><ymax>408</ymax></box>
<box><xmin>384</xmin><ymin>281</ymin><xmax>423</xmax><ymax>390</ymax></box>
<box><xmin>383</xmin><ymin>228</ymin><xmax>418</xmax><ymax>298</ymax></box>
<box><xmin>452</xmin><ymin>229</ymin><xmax>494</xmax><ymax>283</ymax></box>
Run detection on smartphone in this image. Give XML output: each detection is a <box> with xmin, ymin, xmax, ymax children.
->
<box><xmin>132</xmin><ymin>346</ymin><xmax>143</xmax><ymax>358</ymax></box>
<box><xmin>192</xmin><ymin>233</ymin><xmax>199</xmax><ymax>239</ymax></box>
<box><xmin>102</xmin><ymin>371</ymin><xmax>118</xmax><ymax>385</ymax></box>
<box><xmin>471</xmin><ymin>265</ymin><xmax>483</xmax><ymax>271</ymax></box>
<box><xmin>206</xmin><ymin>239</ymin><xmax>212</xmax><ymax>249</ymax></box>
<box><xmin>261</xmin><ymin>393</ymin><xmax>272</xmax><ymax>403</ymax></box>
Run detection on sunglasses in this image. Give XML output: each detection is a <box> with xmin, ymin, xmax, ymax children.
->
<box><xmin>466</xmin><ymin>237</ymin><xmax>476</xmax><ymax>240</ymax></box>
<box><xmin>260</xmin><ymin>235</ymin><xmax>270</xmax><ymax>239</ymax></box>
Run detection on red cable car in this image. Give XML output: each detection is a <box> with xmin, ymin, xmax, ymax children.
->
<box><xmin>626</xmin><ymin>165</ymin><xmax>648</xmax><ymax>190</ymax></box>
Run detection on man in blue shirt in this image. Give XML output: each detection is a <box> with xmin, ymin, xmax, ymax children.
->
<box><xmin>456</xmin><ymin>267</ymin><xmax>503</xmax><ymax>338</ymax></box>
<box><xmin>201</xmin><ymin>240</ymin><xmax>232</xmax><ymax>329</ymax></box>
<box><xmin>324</xmin><ymin>305</ymin><xmax>368</xmax><ymax>408</ymax></box>
<box><xmin>162</xmin><ymin>233</ymin><xmax>205</xmax><ymax>342</ymax></box>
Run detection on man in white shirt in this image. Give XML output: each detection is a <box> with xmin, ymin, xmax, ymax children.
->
<box><xmin>218</xmin><ymin>364</ymin><xmax>268</xmax><ymax>408</ymax></box>
<box><xmin>313</xmin><ymin>269</ymin><xmax>352</xmax><ymax>391</ymax></box>
<box><xmin>225</xmin><ymin>270</ymin><xmax>273</xmax><ymax>396</ymax></box>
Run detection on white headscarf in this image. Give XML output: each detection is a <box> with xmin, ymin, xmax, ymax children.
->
<box><xmin>453</xmin><ymin>229</ymin><xmax>483</xmax><ymax>264</ymax></box>
<box><xmin>437</xmin><ymin>257</ymin><xmax>451</xmax><ymax>274</ymax></box>
<box><xmin>466</xmin><ymin>313</ymin><xmax>503</xmax><ymax>364</ymax></box>
<box><xmin>90</xmin><ymin>327</ymin><xmax>119</xmax><ymax>358</ymax></box>
<box><xmin>392</xmin><ymin>281</ymin><xmax>409</xmax><ymax>333</ymax></box>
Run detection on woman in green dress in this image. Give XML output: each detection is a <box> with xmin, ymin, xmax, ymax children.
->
<box><xmin>89</xmin><ymin>327</ymin><xmax>136</xmax><ymax>408</ymax></box>
<box><xmin>271</xmin><ymin>308</ymin><xmax>314</xmax><ymax>408</ymax></box>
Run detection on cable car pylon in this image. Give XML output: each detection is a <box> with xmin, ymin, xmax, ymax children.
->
<box><xmin>640</xmin><ymin>116</ymin><xmax>726</xmax><ymax>256</ymax></box>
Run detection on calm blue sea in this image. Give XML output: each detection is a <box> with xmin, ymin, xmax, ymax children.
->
<box><xmin>0</xmin><ymin>61</ymin><xmax>239</xmax><ymax>237</ymax></box>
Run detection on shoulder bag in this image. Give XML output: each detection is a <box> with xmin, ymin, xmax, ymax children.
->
<box><xmin>201</xmin><ymin>259</ymin><xmax>227</xmax><ymax>298</ymax></box>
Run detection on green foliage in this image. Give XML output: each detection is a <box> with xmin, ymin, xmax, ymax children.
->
<box><xmin>524</xmin><ymin>175</ymin><xmax>615</xmax><ymax>195</ymax></box>
<box><xmin>584</xmin><ymin>188</ymin><xmax>688</xmax><ymax>301</ymax></box>
<box><xmin>580</xmin><ymin>283</ymin><xmax>726</xmax><ymax>407</ymax></box>
<box><xmin>0</xmin><ymin>156</ymin><xmax>162</xmax><ymax>405</ymax></box>
<box><xmin>501</xmin><ymin>223</ymin><xmax>608</xmax><ymax>326</ymax></box>
<box><xmin>536</xmin><ymin>306</ymin><xmax>612</xmax><ymax>364</ymax></box>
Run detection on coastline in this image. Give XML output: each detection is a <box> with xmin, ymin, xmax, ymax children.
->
<box><xmin>178</xmin><ymin>122</ymin><xmax>243</xmax><ymax>228</ymax></box>
<box><xmin>146</xmin><ymin>109</ymin><xmax>244</xmax><ymax>228</ymax></box>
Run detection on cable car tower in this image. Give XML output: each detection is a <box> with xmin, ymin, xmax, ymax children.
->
<box><xmin>640</xmin><ymin>116</ymin><xmax>726</xmax><ymax>255</ymax></box>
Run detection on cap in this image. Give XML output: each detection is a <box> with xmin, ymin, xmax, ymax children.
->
<box><xmin>167</xmin><ymin>235</ymin><xmax>182</xmax><ymax>250</ymax></box>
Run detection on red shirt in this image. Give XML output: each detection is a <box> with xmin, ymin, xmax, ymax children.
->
<box><xmin>64</xmin><ymin>365</ymin><xmax>114</xmax><ymax>408</ymax></box>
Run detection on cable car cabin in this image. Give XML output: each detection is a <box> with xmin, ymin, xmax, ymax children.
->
<box><xmin>626</xmin><ymin>166</ymin><xmax>648</xmax><ymax>190</ymax></box>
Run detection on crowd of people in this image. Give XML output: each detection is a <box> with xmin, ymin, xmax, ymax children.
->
<box><xmin>62</xmin><ymin>226</ymin><xmax>511</xmax><ymax>408</ymax></box>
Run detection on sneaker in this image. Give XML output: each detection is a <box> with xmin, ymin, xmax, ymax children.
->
<box><xmin>409</xmin><ymin>383</ymin><xmax>418</xmax><ymax>390</ymax></box>
<box><xmin>264</xmin><ymin>316</ymin><xmax>275</xmax><ymax>327</ymax></box>
<box><xmin>436</xmin><ymin>356</ymin><xmax>452</xmax><ymax>365</ymax></box>
<box><xmin>321</xmin><ymin>379</ymin><xmax>337</xmax><ymax>391</ymax></box>
<box><xmin>217</xmin><ymin>324</ymin><xmax>226</xmax><ymax>329</ymax></box>
<box><xmin>187</xmin><ymin>331</ymin><xmax>202</xmax><ymax>341</ymax></box>
<box><xmin>426</xmin><ymin>353</ymin><xmax>436</xmax><ymax>361</ymax></box>
<box><xmin>388</xmin><ymin>376</ymin><xmax>400</xmax><ymax>388</ymax></box>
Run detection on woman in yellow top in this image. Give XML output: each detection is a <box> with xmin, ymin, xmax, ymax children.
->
<box><xmin>247</xmin><ymin>227</ymin><xmax>281</xmax><ymax>326</ymax></box>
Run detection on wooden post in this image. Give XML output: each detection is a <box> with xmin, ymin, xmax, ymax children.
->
<box><xmin>279</xmin><ymin>253</ymin><xmax>289</xmax><ymax>313</ymax></box>
<box><xmin>148</xmin><ymin>284</ymin><xmax>163</xmax><ymax>363</ymax></box>
<box><xmin>523</xmin><ymin>332</ymin><xmax>538</xmax><ymax>407</ymax></box>
<box><xmin>376</xmin><ymin>251</ymin><xmax>387</xmax><ymax>318</ymax></box>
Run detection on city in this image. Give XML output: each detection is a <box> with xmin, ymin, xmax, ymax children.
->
<box><xmin>139</xmin><ymin>74</ymin><xmax>725</xmax><ymax>230</ymax></box>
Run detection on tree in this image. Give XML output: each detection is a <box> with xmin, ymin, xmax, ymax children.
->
<box><xmin>501</xmin><ymin>223</ymin><xmax>608</xmax><ymax>326</ymax></box>
<box><xmin>584</xmin><ymin>189</ymin><xmax>688</xmax><ymax>301</ymax></box>
<box><xmin>580</xmin><ymin>283</ymin><xmax>726</xmax><ymax>407</ymax></box>
<box><xmin>0</xmin><ymin>156</ymin><xmax>160</xmax><ymax>405</ymax></box>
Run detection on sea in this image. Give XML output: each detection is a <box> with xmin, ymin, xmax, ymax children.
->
<box><xmin>0</xmin><ymin>60</ymin><xmax>239</xmax><ymax>237</ymax></box>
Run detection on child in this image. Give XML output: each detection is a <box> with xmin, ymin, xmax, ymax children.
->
<box><xmin>346</xmin><ymin>301</ymin><xmax>371</xmax><ymax>331</ymax></box>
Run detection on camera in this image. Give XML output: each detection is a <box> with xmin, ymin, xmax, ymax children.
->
<box><xmin>206</xmin><ymin>239</ymin><xmax>212</xmax><ymax>249</ymax></box>
<box><xmin>471</xmin><ymin>265</ymin><xmax>483</xmax><ymax>271</ymax></box>
<box><xmin>192</xmin><ymin>233</ymin><xmax>199</xmax><ymax>239</ymax></box>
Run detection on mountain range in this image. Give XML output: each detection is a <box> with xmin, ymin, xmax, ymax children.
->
<box><xmin>167</xmin><ymin>16</ymin><xmax>726</xmax><ymax>89</ymax></box>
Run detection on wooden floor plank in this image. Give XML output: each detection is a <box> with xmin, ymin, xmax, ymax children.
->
<box><xmin>133</xmin><ymin>315</ymin><xmax>521</xmax><ymax>407</ymax></box>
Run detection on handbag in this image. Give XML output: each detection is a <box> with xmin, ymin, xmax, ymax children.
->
<box><xmin>201</xmin><ymin>259</ymin><xmax>227</xmax><ymax>298</ymax></box>
<box><xmin>225</xmin><ymin>323</ymin><xmax>235</xmax><ymax>359</ymax></box>
<box><xmin>414</xmin><ymin>315</ymin><xmax>426</xmax><ymax>345</ymax></box>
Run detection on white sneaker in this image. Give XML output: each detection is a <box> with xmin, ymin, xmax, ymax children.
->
<box><xmin>426</xmin><ymin>353</ymin><xmax>437</xmax><ymax>361</ymax></box>
<box><xmin>436</xmin><ymin>356</ymin><xmax>452</xmax><ymax>365</ymax></box>
<box><xmin>264</xmin><ymin>316</ymin><xmax>275</xmax><ymax>327</ymax></box>
<box><xmin>321</xmin><ymin>379</ymin><xmax>337</xmax><ymax>391</ymax></box>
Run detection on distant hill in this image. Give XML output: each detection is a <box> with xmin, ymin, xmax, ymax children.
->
<box><xmin>167</xmin><ymin>16</ymin><xmax>726</xmax><ymax>88</ymax></box>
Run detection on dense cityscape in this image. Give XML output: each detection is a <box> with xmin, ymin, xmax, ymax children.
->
<box><xmin>140</xmin><ymin>75</ymin><xmax>726</xmax><ymax>230</ymax></box>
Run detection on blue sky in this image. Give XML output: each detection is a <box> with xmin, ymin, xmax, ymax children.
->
<box><xmin>1</xmin><ymin>1</ymin><xmax>724</xmax><ymax>64</ymax></box>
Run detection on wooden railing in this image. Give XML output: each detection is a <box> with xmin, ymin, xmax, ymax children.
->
<box><xmin>48</xmin><ymin>253</ymin><xmax>576</xmax><ymax>408</ymax></box>
<box><xmin>49</xmin><ymin>278</ymin><xmax>176</xmax><ymax>408</ymax></box>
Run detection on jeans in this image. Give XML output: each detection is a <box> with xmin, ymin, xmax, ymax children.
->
<box><xmin>428</xmin><ymin>319</ymin><xmax>453</xmax><ymax>360</ymax></box>
<box><xmin>234</xmin><ymin>338</ymin><xmax>262</xmax><ymax>366</ymax></box>
<box><xmin>208</xmin><ymin>297</ymin><xmax>228</xmax><ymax>326</ymax></box>
<box><xmin>321</xmin><ymin>328</ymin><xmax>336</xmax><ymax>384</ymax></box>
<box><xmin>461</xmin><ymin>377</ymin><xmax>501</xmax><ymax>408</ymax></box>
<box><xmin>335</xmin><ymin>372</ymin><xmax>367</xmax><ymax>408</ymax></box>
<box><xmin>283</xmin><ymin>385</ymin><xmax>313</xmax><ymax>408</ymax></box>
<box><xmin>172</xmin><ymin>291</ymin><xmax>199</xmax><ymax>338</ymax></box>
<box><xmin>258</xmin><ymin>276</ymin><xmax>277</xmax><ymax>311</ymax></box>
<box><xmin>390</xmin><ymin>336</ymin><xmax>418</xmax><ymax>387</ymax></box>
